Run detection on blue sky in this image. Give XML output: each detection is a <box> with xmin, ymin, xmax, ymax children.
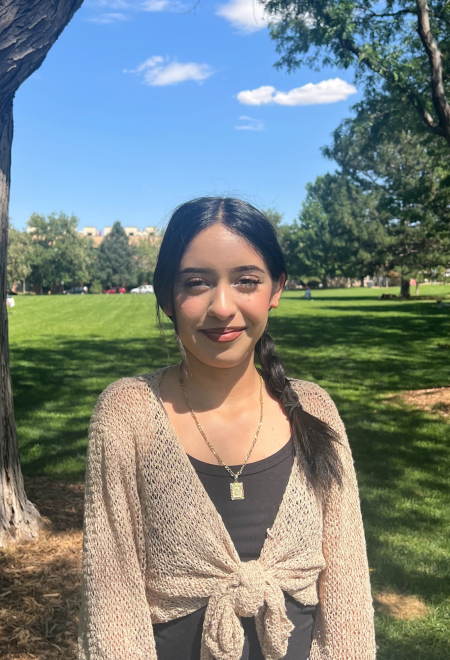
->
<box><xmin>10</xmin><ymin>0</ymin><xmax>360</xmax><ymax>233</ymax></box>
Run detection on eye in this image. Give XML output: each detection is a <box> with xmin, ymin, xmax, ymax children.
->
<box><xmin>183</xmin><ymin>278</ymin><xmax>209</xmax><ymax>289</ymax></box>
<box><xmin>236</xmin><ymin>277</ymin><xmax>262</xmax><ymax>289</ymax></box>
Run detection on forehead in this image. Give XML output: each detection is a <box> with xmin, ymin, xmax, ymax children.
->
<box><xmin>180</xmin><ymin>223</ymin><xmax>267</xmax><ymax>270</ymax></box>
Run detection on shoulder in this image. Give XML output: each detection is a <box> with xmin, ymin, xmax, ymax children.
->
<box><xmin>288</xmin><ymin>378</ymin><xmax>347</xmax><ymax>440</ymax></box>
<box><xmin>90</xmin><ymin>367</ymin><xmax>168</xmax><ymax>432</ymax></box>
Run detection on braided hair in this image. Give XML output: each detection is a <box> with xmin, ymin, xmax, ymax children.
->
<box><xmin>153</xmin><ymin>196</ymin><xmax>343</xmax><ymax>499</ymax></box>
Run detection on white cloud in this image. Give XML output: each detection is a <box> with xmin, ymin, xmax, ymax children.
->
<box><xmin>237</xmin><ymin>85</ymin><xmax>276</xmax><ymax>106</ymax></box>
<box><xmin>87</xmin><ymin>12</ymin><xmax>130</xmax><ymax>22</ymax></box>
<box><xmin>125</xmin><ymin>56</ymin><xmax>213</xmax><ymax>86</ymax></box>
<box><xmin>235</xmin><ymin>116</ymin><xmax>265</xmax><ymax>131</ymax></box>
<box><xmin>86</xmin><ymin>0</ymin><xmax>181</xmax><ymax>23</ymax></box>
<box><xmin>141</xmin><ymin>0</ymin><xmax>175</xmax><ymax>10</ymax></box>
<box><xmin>237</xmin><ymin>78</ymin><xmax>357</xmax><ymax>106</ymax></box>
<box><xmin>216</xmin><ymin>0</ymin><xmax>271</xmax><ymax>33</ymax></box>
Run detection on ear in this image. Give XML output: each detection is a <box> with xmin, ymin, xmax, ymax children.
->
<box><xmin>269</xmin><ymin>273</ymin><xmax>286</xmax><ymax>309</ymax></box>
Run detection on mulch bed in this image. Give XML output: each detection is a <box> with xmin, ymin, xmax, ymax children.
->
<box><xmin>384</xmin><ymin>387</ymin><xmax>450</xmax><ymax>419</ymax></box>
<box><xmin>0</xmin><ymin>477</ymin><xmax>85</xmax><ymax>660</ymax></box>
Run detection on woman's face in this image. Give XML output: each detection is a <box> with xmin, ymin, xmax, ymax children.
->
<box><xmin>165</xmin><ymin>223</ymin><xmax>285</xmax><ymax>369</ymax></box>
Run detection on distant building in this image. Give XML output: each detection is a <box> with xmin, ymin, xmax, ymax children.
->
<box><xmin>79</xmin><ymin>225</ymin><xmax>160</xmax><ymax>246</ymax></box>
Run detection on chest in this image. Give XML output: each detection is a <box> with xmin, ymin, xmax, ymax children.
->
<box><xmin>136</xmin><ymin>422</ymin><xmax>324</xmax><ymax>579</ymax></box>
<box><xmin>164</xmin><ymin>395</ymin><xmax>292</xmax><ymax>466</ymax></box>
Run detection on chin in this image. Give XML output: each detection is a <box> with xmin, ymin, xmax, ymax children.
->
<box><xmin>184</xmin><ymin>337</ymin><xmax>256</xmax><ymax>370</ymax></box>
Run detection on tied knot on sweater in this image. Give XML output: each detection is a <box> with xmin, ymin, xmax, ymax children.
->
<box><xmin>201</xmin><ymin>560</ymin><xmax>294</xmax><ymax>660</ymax></box>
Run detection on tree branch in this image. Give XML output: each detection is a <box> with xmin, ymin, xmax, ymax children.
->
<box><xmin>339</xmin><ymin>35</ymin><xmax>446</xmax><ymax>138</ymax></box>
<box><xmin>354</xmin><ymin>7</ymin><xmax>417</xmax><ymax>19</ymax></box>
<box><xmin>0</xmin><ymin>0</ymin><xmax>84</xmax><ymax>106</ymax></box>
<box><xmin>416</xmin><ymin>0</ymin><xmax>450</xmax><ymax>143</ymax></box>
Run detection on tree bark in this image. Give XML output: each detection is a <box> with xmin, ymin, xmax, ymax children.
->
<box><xmin>0</xmin><ymin>100</ymin><xmax>46</xmax><ymax>547</ymax></box>
<box><xmin>400</xmin><ymin>278</ymin><xmax>411</xmax><ymax>299</ymax></box>
<box><xmin>416</xmin><ymin>0</ymin><xmax>450</xmax><ymax>146</ymax></box>
<box><xmin>0</xmin><ymin>0</ymin><xmax>84</xmax><ymax>548</ymax></box>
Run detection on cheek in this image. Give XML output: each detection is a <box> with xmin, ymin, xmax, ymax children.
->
<box><xmin>175</xmin><ymin>295</ymin><xmax>207</xmax><ymax>323</ymax></box>
<box><xmin>241</xmin><ymin>290</ymin><xmax>272</xmax><ymax>323</ymax></box>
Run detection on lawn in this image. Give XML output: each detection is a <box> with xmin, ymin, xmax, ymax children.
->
<box><xmin>8</xmin><ymin>286</ymin><xmax>450</xmax><ymax>660</ymax></box>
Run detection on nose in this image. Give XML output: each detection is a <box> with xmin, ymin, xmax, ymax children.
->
<box><xmin>207</xmin><ymin>283</ymin><xmax>237</xmax><ymax>321</ymax></box>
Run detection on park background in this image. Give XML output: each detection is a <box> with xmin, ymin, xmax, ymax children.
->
<box><xmin>2</xmin><ymin>1</ymin><xmax>450</xmax><ymax>660</ymax></box>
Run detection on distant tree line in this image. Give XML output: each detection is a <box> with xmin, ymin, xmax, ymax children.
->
<box><xmin>7</xmin><ymin>214</ymin><xmax>159</xmax><ymax>293</ymax></box>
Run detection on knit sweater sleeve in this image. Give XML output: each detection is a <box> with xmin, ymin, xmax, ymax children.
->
<box><xmin>292</xmin><ymin>381</ymin><xmax>376</xmax><ymax>660</ymax></box>
<box><xmin>77</xmin><ymin>381</ymin><xmax>157</xmax><ymax>660</ymax></box>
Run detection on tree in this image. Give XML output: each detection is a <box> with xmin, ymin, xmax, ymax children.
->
<box><xmin>262</xmin><ymin>0</ymin><xmax>450</xmax><ymax>145</ymax></box>
<box><xmin>323</xmin><ymin>97</ymin><xmax>450</xmax><ymax>296</ymax></box>
<box><xmin>280</xmin><ymin>174</ymin><xmax>388</xmax><ymax>287</ymax></box>
<box><xmin>7</xmin><ymin>225</ymin><xmax>32</xmax><ymax>289</ymax></box>
<box><xmin>136</xmin><ymin>235</ymin><xmax>159</xmax><ymax>285</ymax></box>
<box><xmin>262</xmin><ymin>206</ymin><xmax>284</xmax><ymax>236</ymax></box>
<box><xmin>97</xmin><ymin>221</ymin><xmax>139</xmax><ymax>291</ymax></box>
<box><xmin>27</xmin><ymin>212</ymin><xmax>93</xmax><ymax>291</ymax></box>
<box><xmin>0</xmin><ymin>1</ymin><xmax>85</xmax><ymax>548</ymax></box>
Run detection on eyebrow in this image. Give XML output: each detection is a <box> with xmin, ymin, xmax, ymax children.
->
<box><xmin>178</xmin><ymin>265</ymin><xmax>266</xmax><ymax>275</ymax></box>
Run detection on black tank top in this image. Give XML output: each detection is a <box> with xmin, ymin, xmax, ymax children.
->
<box><xmin>153</xmin><ymin>439</ymin><xmax>316</xmax><ymax>660</ymax></box>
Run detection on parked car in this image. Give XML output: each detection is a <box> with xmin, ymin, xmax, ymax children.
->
<box><xmin>103</xmin><ymin>287</ymin><xmax>127</xmax><ymax>294</ymax></box>
<box><xmin>64</xmin><ymin>286</ymin><xmax>87</xmax><ymax>295</ymax></box>
<box><xmin>130</xmin><ymin>284</ymin><xmax>154</xmax><ymax>294</ymax></box>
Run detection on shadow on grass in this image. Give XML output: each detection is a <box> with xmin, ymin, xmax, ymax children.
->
<box><xmin>10</xmin><ymin>307</ymin><xmax>450</xmax><ymax>660</ymax></box>
<box><xmin>11</xmin><ymin>334</ymin><xmax>180</xmax><ymax>481</ymax></box>
<box><xmin>269</xmin><ymin>309</ymin><xmax>449</xmax><ymax>392</ymax></box>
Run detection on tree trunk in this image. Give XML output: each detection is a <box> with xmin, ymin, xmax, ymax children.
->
<box><xmin>321</xmin><ymin>276</ymin><xmax>328</xmax><ymax>289</ymax></box>
<box><xmin>0</xmin><ymin>101</ymin><xmax>47</xmax><ymax>547</ymax></box>
<box><xmin>0</xmin><ymin>0</ymin><xmax>85</xmax><ymax>548</ymax></box>
<box><xmin>400</xmin><ymin>278</ymin><xmax>411</xmax><ymax>299</ymax></box>
<box><xmin>360</xmin><ymin>275</ymin><xmax>365</xmax><ymax>287</ymax></box>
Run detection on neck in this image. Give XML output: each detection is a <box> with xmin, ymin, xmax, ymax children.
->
<box><xmin>180</xmin><ymin>350</ymin><xmax>260</xmax><ymax>411</ymax></box>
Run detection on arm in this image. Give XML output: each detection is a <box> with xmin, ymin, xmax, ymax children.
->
<box><xmin>308</xmin><ymin>388</ymin><xmax>376</xmax><ymax>660</ymax></box>
<box><xmin>78</xmin><ymin>385</ymin><xmax>157</xmax><ymax>660</ymax></box>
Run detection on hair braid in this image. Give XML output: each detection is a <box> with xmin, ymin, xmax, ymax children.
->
<box><xmin>255</xmin><ymin>330</ymin><xmax>343</xmax><ymax>500</ymax></box>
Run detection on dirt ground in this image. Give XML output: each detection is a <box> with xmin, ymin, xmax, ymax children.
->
<box><xmin>384</xmin><ymin>386</ymin><xmax>450</xmax><ymax>419</ymax></box>
<box><xmin>0</xmin><ymin>477</ymin><xmax>84</xmax><ymax>660</ymax></box>
<box><xmin>374</xmin><ymin>590</ymin><xmax>429</xmax><ymax>620</ymax></box>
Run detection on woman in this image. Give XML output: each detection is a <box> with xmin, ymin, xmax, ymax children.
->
<box><xmin>78</xmin><ymin>197</ymin><xmax>376</xmax><ymax>660</ymax></box>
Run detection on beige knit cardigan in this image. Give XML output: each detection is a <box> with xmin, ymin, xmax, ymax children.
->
<box><xmin>77</xmin><ymin>366</ymin><xmax>376</xmax><ymax>660</ymax></box>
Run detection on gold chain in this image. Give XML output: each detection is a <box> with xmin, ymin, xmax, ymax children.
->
<box><xmin>179</xmin><ymin>366</ymin><xmax>264</xmax><ymax>481</ymax></box>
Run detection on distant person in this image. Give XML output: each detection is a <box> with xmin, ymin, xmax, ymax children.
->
<box><xmin>78</xmin><ymin>197</ymin><xmax>376</xmax><ymax>660</ymax></box>
<box><xmin>304</xmin><ymin>286</ymin><xmax>312</xmax><ymax>299</ymax></box>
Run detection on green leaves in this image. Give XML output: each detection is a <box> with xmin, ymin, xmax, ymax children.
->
<box><xmin>262</xmin><ymin>0</ymin><xmax>450</xmax><ymax>143</ymax></box>
<box><xmin>25</xmin><ymin>212</ymin><xmax>93</xmax><ymax>289</ymax></box>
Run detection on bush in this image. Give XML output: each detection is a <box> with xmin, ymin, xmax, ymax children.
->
<box><xmin>89</xmin><ymin>280</ymin><xmax>103</xmax><ymax>295</ymax></box>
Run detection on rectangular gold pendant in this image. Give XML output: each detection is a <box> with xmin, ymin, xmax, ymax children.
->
<box><xmin>230</xmin><ymin>481</ymin><xmax>245</xmax><ymax>500</ymax></box>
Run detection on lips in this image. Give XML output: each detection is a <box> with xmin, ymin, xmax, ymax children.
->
<box><xmin>200</xmin><ymin>327</ymin><xmax>246</xmax><ymax>343</ymax></box>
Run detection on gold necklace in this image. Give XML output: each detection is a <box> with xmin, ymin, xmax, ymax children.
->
<box><xmin>179</xmin><ymin>367</ymin><xmax>264</xmax><ymax>500</ymax></box>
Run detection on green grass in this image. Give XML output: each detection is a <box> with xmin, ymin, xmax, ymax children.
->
<box><xmin>8</xmin><ymin>285</ymin><xmax>450</xmax><ymax>659</ymax></box>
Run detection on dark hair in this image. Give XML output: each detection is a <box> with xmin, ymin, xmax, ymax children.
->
<box><xmin>153</xmin><ymin>196</ymin><xmax>343</xmax><ymax>499</ymax></box>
